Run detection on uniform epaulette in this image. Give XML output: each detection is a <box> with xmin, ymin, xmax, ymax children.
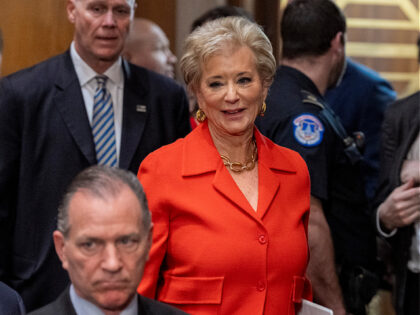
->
<box><xmin>301</xmin><ymin>90</ymin><xmax>325</xmax><ymax>109</ymax></box>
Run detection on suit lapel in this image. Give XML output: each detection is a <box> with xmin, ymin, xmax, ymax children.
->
<box><xmin>255</xmin><ymin>130</ymin><xmax>297</xmax><ymax>219</ymax></box>
<box><xmin>395</xmin><ymin>102</ymin><xmax>420</xmax><ymax>183</ymax></box>
<box><xmin>119</xmin><ymin>61</ymin><xmax>148</xmax><ymax>169</ymax></box>
<box><xmin>256</xmin><ymin>163</ymin><xmax>281</xmax><ymax>219</ymax></box>
<box><xmin>405</xmin><ymin>111</ymin><xmax>420</xmax><ymax>155</ymax></box>
<box><xmin>55</xmin><ymin>52</ymin><xmax>96</xmax><ymax>165</ymax></box>
<box><xmin>45</xmin><ymin>287</ymin><xmax>78</xmax><ymax>315</ymax></box>
<box><xmin>212</xmin><ymin>163</ymin><xmax>258</xmax><ymax>218</ymax></box>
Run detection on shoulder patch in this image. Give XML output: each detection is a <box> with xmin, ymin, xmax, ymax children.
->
<box><xmin>293</xmin><ymin>114</ymin><xmax>324</xmax><ymax>147</ymax></box>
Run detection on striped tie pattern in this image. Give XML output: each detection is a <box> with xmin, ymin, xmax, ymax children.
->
<box><xmin>92</xmin><ymin>76</ymin><xmax>117</xmax><ymax>166</ymax></box>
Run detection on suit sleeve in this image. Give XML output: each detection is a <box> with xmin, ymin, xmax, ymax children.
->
<box><xmin>137</xmin><ymin>153</ymin><xmax>170</xmax><ymax>298</ymax></box>
<box><xmin>373</xmin><ymin>104</ymin><xmax>399</xmax><ymax>231</ymax></box>
<box><xmin>0</xmin><ymin>78</ymin><xmax>21</xmax><ymax>282</ymax></box>
<box><xmin>360</xmin><ymin>79</ymin><xmax>396</xmax><ymax>200</ymax></box>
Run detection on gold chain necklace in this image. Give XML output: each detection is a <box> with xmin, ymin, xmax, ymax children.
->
<box><xmin>220</xmin><ymin>140</ymin><xmax>258</xmax><ymax>173</ymax></box>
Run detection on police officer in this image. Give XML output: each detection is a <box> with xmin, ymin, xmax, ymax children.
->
<box><xmin>325</xmin><ymin>58</ymin><xmax>397</xmax><ymax>201</ymax></box>
<box><xmin>256</xmin><ymin>1</ymin><xmax>377</xmax><ymax>314</ymax></box>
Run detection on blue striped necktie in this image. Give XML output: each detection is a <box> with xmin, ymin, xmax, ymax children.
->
<box><xmin>92</xmin><ymin>76</ymin><xmax>117</xmax><ymax>166</ymax></box>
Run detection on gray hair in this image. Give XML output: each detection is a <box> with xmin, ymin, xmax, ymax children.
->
<box><xmin>57</xmin><ymin>166</ymin><xmax>151</xmax><ymax>237</ymax></box>
<box><xmin>180</xmin><ymin>16</ymin><xmax>276</xmax><ymax>94</ymax></box>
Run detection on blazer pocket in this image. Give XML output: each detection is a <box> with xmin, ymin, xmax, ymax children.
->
<box><xmin>157</xmin><ymin>274</ymin><xmax>224</xmax><ymax>305</ymax></box>
<box><xmin>289</xmin><ymin>275</ymin><xmax>313</xmax><ymax>315</ymax></box>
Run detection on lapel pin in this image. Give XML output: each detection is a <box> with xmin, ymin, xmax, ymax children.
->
<box><xmin>136</xmin><ymin>105</ymin><xmax>147</xmax><ymax>113</ymax></box>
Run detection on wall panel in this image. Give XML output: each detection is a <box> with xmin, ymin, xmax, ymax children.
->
<box><xmin>0</xmin><ymin>0</ymin><xmax>73</xmax><ymax>76</ymax></box>
<box><xmin>135</xmin><ymin>0</ymin><xmax>176</xmax><ymax>53</ymax></box>
<box><xmin>336</xmin><ymin>0</ymin><xmax>420</xmax><ymax>97</ymax></box>
<box><xmin>0</xmin><ymin>0</ymin><xmax>177</xmax><ymax>77</ymax></box>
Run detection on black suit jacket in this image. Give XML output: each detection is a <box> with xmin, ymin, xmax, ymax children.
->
<box><xmin>0</xmin><ymin>51</ymin><xmax>190</xmax><ymax>311</ymax></box>
<box><xmin>28</xmin><ymin>287</ymin><xmax>188</xmax><ymax>315</ymax></box>
<box><xmin>374</xmin><ymin>91</ymin><xmax>420</xmax><ymax>314</ymax></box>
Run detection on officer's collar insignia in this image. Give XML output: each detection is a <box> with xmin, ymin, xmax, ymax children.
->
<box><xmin>293</xmin><ymin>113</ymin><xmax>324</xmax><ymax>147</ymax></box>
<box><xmin>301</xmin><ymin>90</ymin><xmax>324</xmax><ymax>109</ymax></box>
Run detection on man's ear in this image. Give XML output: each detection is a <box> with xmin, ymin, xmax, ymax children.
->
<box><xmin>331</xmin><ymin>32</ymin><xmax>344</xmax><ymax>54</ymax></box>
<box><xmin>66</xmin><ymin>0</ymin><xmax>77</xmax><ymax>24</ymax></box>
<box><xmin>53</xmin><ymin>230</ymin><xmax>69</xmax><ymax>271</ymax></box>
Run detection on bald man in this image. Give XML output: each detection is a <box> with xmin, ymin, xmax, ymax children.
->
<box><xmin>123</xmin><ymin>18</ymin><xmax>177</xmax><ymax>78</ymax></box>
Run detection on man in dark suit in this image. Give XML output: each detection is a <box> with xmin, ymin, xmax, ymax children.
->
<box><xmin>0</xmin><ymin>281</ymin><xmax>26</xmax><ymax>315</ymax></box>
<box><xmin>374</xmin><ymin>36</ymin><xmax>420</xmax><ymax>315</ymax></box>
<box><xmin>0</xmin><ymin>0</ymin><xmax>190</xmax><ymax>311</ymax></box>
<box><xmin>374</xmin><ymin>91</ymin><xmax>420</xmax><ymax>315</ymax></box>
<box><xmin>28</xmin><ymin>166</ymin><xmax>187</xmax><ymax>315</ymax></box>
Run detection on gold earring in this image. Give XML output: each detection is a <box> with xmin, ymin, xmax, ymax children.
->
<box><xmin>196</xmin><ymin>109</ymin><xmax>206</xmax><ymax>123</ymax></box>
<box><xmin>259</xmin><ymin>102</ymin><xmax>266</xmax><ymax>116</ymax></box>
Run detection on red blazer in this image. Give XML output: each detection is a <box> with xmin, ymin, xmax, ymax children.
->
<box><xmin>138</xmin><ymin>122</ymin><xmax>312</xmax><ymax>314</ymax></box>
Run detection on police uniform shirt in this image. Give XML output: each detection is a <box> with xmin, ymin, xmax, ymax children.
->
<box><xmin>256</xmin><ymin>65</ymin><xmax>375</xmax><ymax>268</ymax></box>
<box><xmin>256</xmin><ymin>65</ymin><xmax>339</xmax><ymax>201</ymax></box>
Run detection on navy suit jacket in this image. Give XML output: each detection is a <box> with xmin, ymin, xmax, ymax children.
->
<box><xmin>325</xmin><ymin>58</ymin><xmax>396</xmax><ymax>201</ymax></box>
<box><xmin>0</xmin><ymin>282</ymin><xmax>26</xmax><ymax>315</ymax></box>
<box><xmin>28</xmin><ymin>287</ymin><xmax>188</xmax><ymax>315</ymax></box>
<box><xmin>0</xmin><ymin>51</ymin><xmax>190</xmax><ymax>311</ymax></box>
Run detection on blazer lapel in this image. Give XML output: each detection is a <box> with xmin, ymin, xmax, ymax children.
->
<box><xmin>255</xmin><ymin>129</ymin><xmax>297</xmax><ymax>219</ymax></box>
<box><xmin>404</xmin><ymin>112</ymin><xmax>420</xmax><ymax>155</ymax></box>
<box><xmin>55</xmin><ymin>52</ymin><xmax>96</xmax><ymax>165</ymax></box>
<box><xmin>256</xmin><ymin>165</ymin><xmax>281</xmax><ymax>219</ymax></box>
<box><xmin>119</xmin><ymin>60</ymin><xmax>148</xmax><ymax>169</ymax></box>
<box><xmin>212</xmin><ymin>164</ymin><xmax>258</xmax><ymax>218</ymax></box>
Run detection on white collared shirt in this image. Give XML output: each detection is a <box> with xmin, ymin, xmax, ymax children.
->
<box><xmin>70</xmin><ymin>42</ymin><xmax>124</xmax><ymax>164</ymax></box>
<box><xmin>70</xmin><ymin>284</ymin><xmax>138</xmax><ymax>315</ymax></box>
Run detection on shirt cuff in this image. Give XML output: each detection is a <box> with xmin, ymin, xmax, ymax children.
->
<box><xmin>376</xmin><ymin>208</ymin><xmax>397</xmax><ymax>237</ymax></box>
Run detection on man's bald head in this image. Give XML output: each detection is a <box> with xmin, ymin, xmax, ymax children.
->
<box><xmin>123</xmin><ymin>18</ymin><xmax>177</xmax><ymax>78</ymax></box>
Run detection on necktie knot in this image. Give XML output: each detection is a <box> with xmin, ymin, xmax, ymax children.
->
<box><xmin>95</xmin><ymin>76</ymin><xmax>108</xmax><ymax>90</ymax></box>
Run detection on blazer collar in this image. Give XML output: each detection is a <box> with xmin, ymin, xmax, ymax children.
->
<box><xmin>182</xmin><ymin>121</ymin><xmax>297</xmax><ymax>176</ymax></box>
<box><xmin>182</xmin><ymin>121</ymin><xmax>297</xmax><ymax>219</ymax></box>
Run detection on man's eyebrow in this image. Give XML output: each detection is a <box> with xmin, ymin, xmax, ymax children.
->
<box><xmin>116</xmin><ymin>233</ymin><xmax>141</xmax><ymax>239</ymax></box>
<box><xmin>76</xmin><ymin>236</ymin><xmax>102</xmax><ymax>242</ymax></box>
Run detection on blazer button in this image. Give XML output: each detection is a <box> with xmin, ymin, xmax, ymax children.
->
<box><xmin>257</xmin><ymin>280</ymin><xmax>266</xmax><ymax>291</ymax></box>
<box><xmin>258</xmin><ymin>234</ymin><xmax>267</xmax><ymax>244</ymax></box>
